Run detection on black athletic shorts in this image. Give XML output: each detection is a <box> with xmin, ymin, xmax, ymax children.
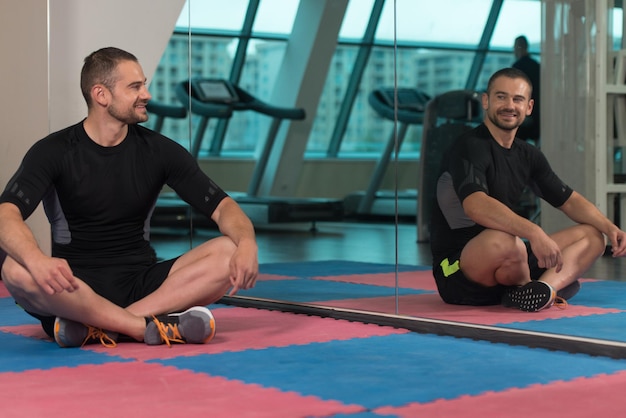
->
<box><xmin>24</xmin><ymin>257</ymin><xmax>179</xmax><ymax>338</ymax></box>
<box><xmin>432</xmin><ymin>241</ymin><xmax>546</xmax><ymax>306</ymax></box>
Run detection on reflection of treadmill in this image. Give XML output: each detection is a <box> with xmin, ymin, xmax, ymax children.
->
<box><xmin>176</xmin><ymin>79</ymin><xmax>233</xmax><ymax>159</ymax></box>
<box><xmin>145</xmin><ymin>101</ymin><xmax>187</xmax><ymax>132</ymax></box>
<box><xmin>172</xmin><ymin>78</ymin><xmax>343</xmax><ymax>228</ymax></box>
<box><xmin>145</xmin><ymin>100</ymin><xmax>201</xmax><ymax>227</ymax></box>
<box><xmin>146</xmin><ymin>87</ymin><xmax>233</xmax><ymax>228</ymax></box>
<box><xmin>343</xmin><ymin>87</ymin><xmax>430</xmax><ymax>218</ymax></box>
<box><xmin>416</xmin><ymin>90</ymin><xmax>482</xmax><ymax>242</ymax></box>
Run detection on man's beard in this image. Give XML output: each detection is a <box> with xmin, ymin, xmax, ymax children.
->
<box><xmin>108</xmin><ymin>101</ymin><xmax>148</xmax><ymax>124</ymax></box>
<box><xmin>488</xmin><ymin>111</ymin><xmax>522</xmax><ymax>132</ymax></box>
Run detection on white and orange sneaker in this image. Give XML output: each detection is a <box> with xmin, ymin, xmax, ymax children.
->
<box><xmin>144</xmin><ymin>306</ymin><xmax>216</xmax><ymax>347</ymax></box>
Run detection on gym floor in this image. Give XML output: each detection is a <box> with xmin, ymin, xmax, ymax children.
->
<box><xmin>2</xmin><ymin>220</ymin><xmax>625</xmax><ymax>416</ymax></box>
<box><xmin>151</xmin><ymin>219</ymin><xmax>626</xmax><ymax>282</ymax></box>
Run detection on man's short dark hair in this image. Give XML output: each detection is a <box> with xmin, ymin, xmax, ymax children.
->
<box><xmin>515</xmin><ymin>35</ymin><xmax>529</xmax><ymax>49</ymax></box>
<box><xmin>486</xmin><ymin>67</ymin><xmax>533</xmax><ymax>96</ymax></box>
<box><xmin>80</xmin><ymin>47</ymin><xmax>139</xmax><ymax>107</ymax></box>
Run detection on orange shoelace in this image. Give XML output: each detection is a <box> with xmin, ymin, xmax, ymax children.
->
<box><xmin>82</xmin><ymin>326</ymin><xmax>117</xmax><ymax>348</ymax></box>
<box><xmin>553</xmin><ymin>296</ymin><xmax>568</xmax><ymax>310</ymax></box>
<box><xmin>151</xmin><ymin>316</ymin><xmax>185</xmax><ymax>347</ymax></box>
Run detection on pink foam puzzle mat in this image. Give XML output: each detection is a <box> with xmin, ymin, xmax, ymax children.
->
<box><xmin>244</xmin><ymin>260</ymin><xmax>626</xmax><ymax>344</ymax></box>
<box><xmin>1</xmin><ymin>260</ymin><xmax>626</xmax><ymax>417</ymax></box>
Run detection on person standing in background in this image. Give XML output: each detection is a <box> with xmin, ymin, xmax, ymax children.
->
<box><xmin>513</xmin><ymin>35</ymin><xmax>541</xmax><ymax>142</ymax></box>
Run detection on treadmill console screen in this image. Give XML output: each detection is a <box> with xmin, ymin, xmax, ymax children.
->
<box><xmin>191</xmin><ymin>79</ymin><xmax>239</xmax><ymax>103</ymax></box>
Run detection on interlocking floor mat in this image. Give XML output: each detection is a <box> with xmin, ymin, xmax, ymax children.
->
<box><xmin>244</xmin><ymin>260</ymin><xmax>626</xmax><ymax>344</ymax></box>
<box><xmin>1</xmin><ymin>260</ymin><xmax>625</xmax><ymax>417</ymax></box>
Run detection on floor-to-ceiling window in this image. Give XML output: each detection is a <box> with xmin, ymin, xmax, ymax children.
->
<box><xmin>147</xmin><ymin>0</ymin><xmax>542</xmax><ymax>314</ymax></box>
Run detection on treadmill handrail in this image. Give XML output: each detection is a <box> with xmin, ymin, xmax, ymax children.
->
<box><xmin>368</xmin><ymin>88</ymin><xmax>429</xmax><ymax>124</ymax></box>
<box><xmin>183</xmin><ymin>78</ymin><xmax>305</xmax><ymax>121</ymax></box>
<box><xmin>146</xmin><ymin>101</ymin><xmax>187</xmax><ymax>119</ymax></box>
<box><xmin>229</xmin><ymin>84</ymin><xmax>305</xmax><ymax>120</ymax></box>
<box><xmin>175</xmin><ymin>81</ymin><xmax>233</xmax><ymax>119</ymax></box>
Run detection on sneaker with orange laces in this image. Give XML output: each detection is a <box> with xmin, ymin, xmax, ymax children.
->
<box><xmin>144</xmin><ymin>306</ymin><xmax>216</xmax><ymax>347</ymax></box>
<box><xmin>54</xmin><ymin>317</ymin><xmax>118</xmax><ymax>348</ymax></box>
<box><xmin>501</xmin><ymin>280</ymin><xmax>556</xmax><ymax>312</ymax></box>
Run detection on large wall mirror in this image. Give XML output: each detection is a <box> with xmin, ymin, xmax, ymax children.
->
<box><xmin>146</xmin><ymin>0</ymin><xmax>626</xmax><ymax>354</ymax></box>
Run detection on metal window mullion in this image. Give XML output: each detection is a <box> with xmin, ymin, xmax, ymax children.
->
<box><xmin>464</xmin><ymin>0</ymin><xmax>503</xmax><ymax>90</ymax></box>
<box><xmin>327</xmin><ymin>0</ymin><xmax>385</xmax><ymax>157</ymax></box>
<box><xmin>209</xmin><ymin>0</ymin><xmax>260</xmax><ymax>155</ymax></box>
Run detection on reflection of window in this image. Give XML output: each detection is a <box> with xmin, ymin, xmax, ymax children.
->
<box><xmin>377</xmin><ymin>0</ymin><xmax>492</xmax><ymax>44</ymax></box>
<box><xmin>251</xmin><ymin>0</ymin><xmax>298</xmax><ymax>34</ymax></box>
<box><xmin>491</xmin><ymin>0</ymin><xmax>541</xmax><ymax>48</ymax></box>
<box><xmin>149</xmin><ymin>0</ymin><xmax>542</xmax><ymax>157</ymax></box>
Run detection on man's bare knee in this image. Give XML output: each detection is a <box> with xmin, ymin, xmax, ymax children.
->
<box><xmin>213</xmin><ymin>236</ymin><xmax>237</xmax><ymax>258</ymax></box>
<box><xmin>460</xmin><ymin>230</ymin><xmax>528</xmax><ymax>286</ymax></box>
<box><xmin>1</xmin><ymin>257</ymin><xmax>44</xmax><ymax>312</ymax></box>
<box><xmin>480</xmin><ymin>230</ymin><xmax>526</xmax><ymax>262</ymax></box>
<box><xmin>1</xmin><ymin>257</ymin><xmax>31</xmax><ymax>289</ymax></box>
<box><xmin>582</xmin><ymin>224</ymin><xmax>606</xmax><ymax>257</ymax></box>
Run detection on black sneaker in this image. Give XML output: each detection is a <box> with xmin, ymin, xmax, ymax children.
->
<box><xmin>54</xmin><ymin>317</ymin><xmax>118</xmax><ymax>348</ymax></box>
<box><xmin>501</xmin><ymin>281</ymin><xmax>556</xmax><ymax>312</ymax></box>
<box><xmin>144</xmin><ymin>306</ymin><xmax>216</xmax><ymax>346</ymax></box>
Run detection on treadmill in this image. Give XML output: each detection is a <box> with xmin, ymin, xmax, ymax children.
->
<box><xmin>343</xmin><ymin>87</ymin><xmax>430</xmax><ymax>218</ymax></box>
<box><xmin>153</xmin><ymin>78</ymin><xmax>343</xmax><ymax>229</ymax></box>
<box><xmin>145</xmin><ymin>86</ymin><xmax>233</xmax><ymax>229</ymax></box>
<box><xmin>416</xmin><ymin>89</ymin><xmax>482</xmax><ymax>242</ymax></box>
<box><xmin>145</xmin><ymin>100</ymin><xmax>187</xmax><ymax>132</ymax></box>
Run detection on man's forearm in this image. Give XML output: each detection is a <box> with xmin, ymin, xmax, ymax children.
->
<box><xmin>211</xmin><ymin>198</ymin><xmax>257</xmax><ymax>247</ymax></box>
<box><xmin>559</xmin><ymin>191</ymin><xmax>616</xmax><ymax>236</ymax></box>
<box><xmin>462</xmin><ymin>192</ymin><xmax>544</xmax><ymax>240</ymax></box>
